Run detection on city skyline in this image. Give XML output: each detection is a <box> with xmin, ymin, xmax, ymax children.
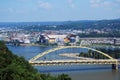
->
<box><xmin>0</xmin><ymin>0</ymin><xmax>120</xmax><ymax>22</ymax></box>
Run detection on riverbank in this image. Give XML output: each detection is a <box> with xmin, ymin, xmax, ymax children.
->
<box><xmin>7</xmin><ymin>43</ymin><xmax>58</xmax><ymax>47</ymax></box>
<box><xmin>7</xmin><ymin>42</ymin><xmax>120</xmax><ymax>49</ymax></box>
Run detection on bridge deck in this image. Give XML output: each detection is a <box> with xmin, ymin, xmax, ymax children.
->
<box><xmin>29</xmin><ymin>59</ymin><xmax>120</xmax><ymax>66</ymax></box>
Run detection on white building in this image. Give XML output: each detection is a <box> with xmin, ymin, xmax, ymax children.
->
<box><xmin>23</xmin><ymin>39</ymin><xmax>30</xmax><ymax>44</ymax></box>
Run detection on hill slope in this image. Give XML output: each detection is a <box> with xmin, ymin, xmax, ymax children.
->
<box><xmin>0</xmin><ymin>41</ymin><xmax>71</xmax><ymax>80</ymax></box>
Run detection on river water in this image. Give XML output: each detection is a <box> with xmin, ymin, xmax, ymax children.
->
<box><xmin>7</xmin><ymin>45</ymin><xmax>120</xmax><ymax>80</ymax></box>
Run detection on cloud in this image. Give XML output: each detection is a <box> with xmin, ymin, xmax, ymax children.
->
<box><xmin>90</xmin><ymin>0</ymin><xmax>115</xmax><ymax>9</ymax></box>
<box><xmin>102</xmin><ymin>1</ymin><xmax>113</xmax><ymax>6</ymax></box>
<box><xmin>90</xmin><ymin>0</ymin><xmax>100</xmax><ymax>3</ymax></box>
<box><xmin>68</xmin><ymin>0</ymin><xmax>75</xmax><ymax>8</ymax></box>
<box><xmin>38</xmin><ymin>1</ymin><xmax>52</xmax><ymax>9</ymax></box>
<box><xmin>90</xmin><ymin>0</ymin><xmax>101</xmax><ymax>7</ymax></box>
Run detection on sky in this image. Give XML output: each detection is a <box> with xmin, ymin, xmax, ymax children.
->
<box><xmin>0</xmin><ymin>0</ymin><xmax>120</xmax><ymax>22</ymax></box>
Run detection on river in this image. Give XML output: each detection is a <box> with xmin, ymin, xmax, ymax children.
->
<box><xmin>7</xmin><ymin>45</ymin><xmax>120</xmax><ymax>80</ymax></box>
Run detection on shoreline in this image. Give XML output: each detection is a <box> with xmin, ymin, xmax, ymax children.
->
<box><xmin>7</xmin><ymin>43</ymin><xmax>120</xmax><ymax>49</ymax></box>
<box><xmin>6</xmin><ymin>43</ymin><xmax>58</xmax><ymax>47</ymax></box>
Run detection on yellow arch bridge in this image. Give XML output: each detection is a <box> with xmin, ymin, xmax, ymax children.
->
<box><xmin>29</xmin><ymin>46</ymin><xmax>120</xmax><ymax>70</ymax></box>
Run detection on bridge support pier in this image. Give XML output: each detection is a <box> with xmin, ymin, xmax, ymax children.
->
<box><xmin>112</xmin><ymin>64</ymin><xmax>118</xmax><ymax>70</ymax></box>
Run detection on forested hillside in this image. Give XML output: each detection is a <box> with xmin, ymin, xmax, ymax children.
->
<box><xmin>0</xmin><ymin>19</ymin><xmax>120</xmax><ymax>30</ymax></box>
<box><xmin>0</xmin><ymin>41</ymin><xmax>71</xmax><ymax>80</ymax></box>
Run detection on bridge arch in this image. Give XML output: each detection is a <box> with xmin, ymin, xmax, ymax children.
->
<box><xmin>29</xmin><ymin>46</ymin><xmax>114</xmax><ymax>62</ymax></box>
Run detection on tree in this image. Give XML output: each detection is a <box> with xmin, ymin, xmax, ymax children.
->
<box><xmin>0</xmin><ymin>41</ymin><xmax>71</xmax><ymax>80</ymax></box>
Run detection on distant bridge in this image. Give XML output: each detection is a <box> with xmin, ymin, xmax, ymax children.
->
<box><xmin>29</xmin><ymin>46</ymin><xmax>119</xmax><ymax>70</ymax></box>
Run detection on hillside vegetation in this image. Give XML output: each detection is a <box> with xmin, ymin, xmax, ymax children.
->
<box><xmin>0</xmin><ymin>41</ymin><xmax>71</xmax><ymax>80</ymax></box>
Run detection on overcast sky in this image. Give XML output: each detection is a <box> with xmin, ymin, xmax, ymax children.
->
<box><xmin>0</xmin><ymin>0</ymin><xmax>120</xmax><ymax>22</ymax></box>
